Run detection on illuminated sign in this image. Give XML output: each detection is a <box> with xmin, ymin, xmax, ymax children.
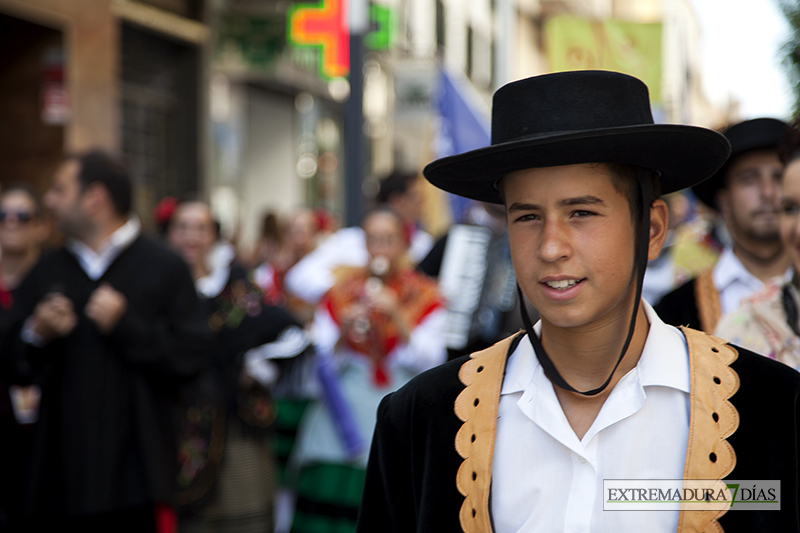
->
<box><xmin>364</xmin><ymin>4</ymin><xmax>396</xmax><ymax>51</ymax></box>
<box><xmin>287</xmin><ymin>0</ymin><xmax>349</xmax><ymax>80</ymax></box>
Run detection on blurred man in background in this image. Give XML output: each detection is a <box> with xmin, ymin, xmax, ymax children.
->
<box><xmin>0</xmin><ymin>151</ymin><xmax>210</xmax><ymax>532</ymax></box>
<box><xmin>656</xmin><ymin>118</ymin><xmax>790</xmax><ymax>332</ymax></box>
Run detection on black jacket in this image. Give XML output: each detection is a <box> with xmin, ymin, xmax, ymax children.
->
<box><xmin>0</xmin><ymin>236</ymin><xmax>213</xmax><ymax>517</ymax></box>
<box><xmin>655</xmin><ymin>279</ymin><xmax>702</xmax><ymax>330</ymax></box>
<box><xmin>358</xmin><ymin>336</ymin><xmax>800</xmax><ymax>532</ymax></box>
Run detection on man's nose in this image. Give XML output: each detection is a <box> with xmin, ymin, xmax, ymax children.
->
<box><xmin>43</xmin><ymin>190</ymin><xmax>56</xmax><ymax>210</ymax></box>
<box><xmin>760</xmin><ymin>172</ymin><xmax>781</xmax><ymax>203</ymax></box>
<box><xmin>538</xmin><ymin>219</ymin><xmax>570</xmax><ymax>262</ymax></box>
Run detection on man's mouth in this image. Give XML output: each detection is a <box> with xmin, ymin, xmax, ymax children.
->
<box><xmin>543</xmin><ymin>279</ymin><xmax>584</xmax><ymax>290</ymax></box>
<box><xmin>753</xmin><ymin>208</ymin><xmax>779</xmax><ymax>218</ymax></box>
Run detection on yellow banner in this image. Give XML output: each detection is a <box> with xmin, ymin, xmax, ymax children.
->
<box><xmin>545</xmin><ymin>15</ymin><xmax>663</xmax><ymax>102</ymax></box>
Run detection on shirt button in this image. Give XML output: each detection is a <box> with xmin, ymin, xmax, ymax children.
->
<box><xmin>579</xmin><ymin>457</ymin><xmax>586</xmax><ymax>463</ymax></box>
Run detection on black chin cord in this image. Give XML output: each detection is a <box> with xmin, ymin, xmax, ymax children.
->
<box><xmin>519</xmin><ymin>168</ymin><xmax>652</xmax><ymax>396</ymax></box>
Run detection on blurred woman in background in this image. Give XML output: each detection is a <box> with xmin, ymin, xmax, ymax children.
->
<box><xmin>0</xmin><ymin>183</ymin><xmax>48</xmax><ymax>315</ymax></box>
<box><xmin>165</xmin><ymin>197</ymin><xmax>311</xmax><ymax>533</ymax></box>
<box><xmin>289</xmin><ymin>206</ymin><xmax>446</xmax><ymax>533</ymax></box>
<box><xmin>0</xmin><ymin>183</ymin><xmax>49</xmax><ymax>530</ymax></box>
<box><xmin>252</xmin><ymin>207</ymin><xmax>331</xmax><ymax>325</ymax></box>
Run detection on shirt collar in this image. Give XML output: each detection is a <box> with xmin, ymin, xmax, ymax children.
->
<box><xmin>67</xmin><ymin>216</ymin><xmax>141</xmax><ymax>280</ymax></box>
<box><xmin>196</xmin><ymin>241</ymin><xmax>235</xmax><ymax>298</ymax></box>
<box><xmin>502</xmin><ymin>300</ymin><xmax>689</xmax><ymax>395</ymax></box>
<box><xmin>714</xmin><ymin>246</ymin><xmax>780</xmax><ymax>294</ymax></box>
<box><xmin>717</xmin><ymin>245</ymin><xmax>793</xmax><ymax>288</ymax></box>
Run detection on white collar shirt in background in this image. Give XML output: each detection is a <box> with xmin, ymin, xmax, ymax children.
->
<box><xmin>195</xmin><ymin>241</ymin><xmax>235</xmax><ymax>298</ymax></box>
<box><xmin>492</xmin><ymin>302</ymin><xmax>690</xmax><ymax>533</ymax></box>
<box><xmin>66</xmin><ymin>216</ymin><xmax>141</xmax><ymax>280</ymax></box>
<box><xmin>713</xmin><ymin>246</ymin><xmax>791</xmax><ymax>315</ymax></box>
<box><xmin>22</xmin><ymin>217</ymin><xmax>141</xmax><ymax>346</ymax></box>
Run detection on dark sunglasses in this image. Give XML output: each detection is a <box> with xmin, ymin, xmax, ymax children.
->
<box><xmin>0</xmin><ymin>210</ymin><xmax>35</xmax><ymax>223</ymax></box>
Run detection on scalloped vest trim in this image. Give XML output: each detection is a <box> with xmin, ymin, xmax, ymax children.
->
<box><xmin>453</xmin><ymin>327</ymin><xmax>740</xmax><ymax>533</ymax></box>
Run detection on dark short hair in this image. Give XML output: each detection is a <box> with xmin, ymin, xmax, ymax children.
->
<box><xmin>604</xmin><ymin>163</ymin><xmax>663</xmax><ymax>224</ymax></box>
<box><xmin>1</xmin><ymin>181</ymin><xmax>43</xmax><ymax>216</ymax></box>
<box><xmin>376</xmin><ymin>170</ymin><xmax>419</xmax><ymax>203</ymax></box>
<box><xmin>68</xmin><ymin>150</ymin><xmax>132</xmax><ymax>216</ymax></box>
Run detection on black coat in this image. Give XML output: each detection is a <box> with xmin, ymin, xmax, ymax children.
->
<box><xmin>0</xmin><ymin>236</ymin><xmax>213</xmax><ymax>517</ymax></box>
<box><xmin>655</xmin><ymin>279</ymin><xmax>701</xmax><ymax>330</ymax></box>
<box><xmin>357</xmin><ymin>339</ymin><xmax>800</xmax><ymax>532</ymax></box>
<box><xmin>199</xmin><ymin>264</ymin><xmax>302</xmax><ymax>412</ymax></box>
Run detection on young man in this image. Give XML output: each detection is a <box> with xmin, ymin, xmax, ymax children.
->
<box><xmin>656</xmin><ymin>117</ymin><xmax>789</xmax><ymax>332</ymax></box>
<box><xmin>0</xmin><ymin>151</ymin><xmax>211</xmax><ymax>531</ymax></box>
<box><xmin>356</xmin><ymin>71</ymin><xmax>800</xmax><ymax>532</ymax></box>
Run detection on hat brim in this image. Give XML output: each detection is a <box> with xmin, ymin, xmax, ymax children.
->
<box><xmin>424</xmin><ymin>124</ymin><xmax>731</xmax><ymax>204</ymax></box>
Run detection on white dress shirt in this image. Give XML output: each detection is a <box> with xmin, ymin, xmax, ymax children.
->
<box><xmin>492</xmin><ymin>302</ymin><xmax>690</xmax><ymax>533</ymax></box>
<box><xmin>713</xmin><ymin>246</ymin><xmax>791</xmax><ymax>315</ymax></box>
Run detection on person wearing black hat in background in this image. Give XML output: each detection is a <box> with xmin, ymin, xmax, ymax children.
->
<box><xmin>655</xmin><ymin>118</ymin><xmax>790</xmax><ymax>333</ymax></box>
<box><xmin>356</xmin><ymin>71</ymin><xmax>800</xmax><ymax>533</ymax></box>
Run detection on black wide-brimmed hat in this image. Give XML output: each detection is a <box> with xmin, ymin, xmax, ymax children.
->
<box><xmin>423</xmin><ymin>70</ymin><xmax>731</xmax><ymax>204</ymax></box>
<box><xmin>691</xmin><ymin>117</ymin><xmax>787</xmax><ymax>209</ymax></box>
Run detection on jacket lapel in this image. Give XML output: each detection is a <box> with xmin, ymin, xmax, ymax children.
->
<box><xmin>677</xmin><ymin>327</ymin><xmax>740</xmax><ymax>533</ymax></box>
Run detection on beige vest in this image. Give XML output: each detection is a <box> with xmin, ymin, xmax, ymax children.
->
<box><xmin>695</xmin><ymin>270</ymin><xmax>722</xmax><ymax>334</ymax></box>
<box><xmin>453</xmin><ymin>327</ymin><xmax>740</xmax><ymax>533</ymax></box>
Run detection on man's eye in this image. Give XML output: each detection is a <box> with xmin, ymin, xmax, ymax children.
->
<box><xmin>514</xmin><ymin>214</ymin><xmax>538</xmax><ymax>222</ymax></box>
<box><xmin>572</xmin><ymin>210</ymin><xmax>595</xmax><ymax>218</ymax></box>
<box><xmin>736</xmin><ymin>174</ymin><xmax>759</xmax><ymax>185</ymax></box>
<box><xmin>782</xmin><ymin>203</ymin><xmax>799</xmax><ymax>216</ymax></box>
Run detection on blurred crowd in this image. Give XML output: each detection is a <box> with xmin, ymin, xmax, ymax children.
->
<box><xmin>2</xmin><ymin>112</ymin><xmax>800</xmax><ymax>533</ymax></box>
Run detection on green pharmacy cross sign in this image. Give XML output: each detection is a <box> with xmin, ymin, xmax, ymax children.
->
<box><xmin>365</xmin><ymin>4</ymin><xmax>396</xmax><ymax>51</ymax></box>
<box><xmin>287</xmin><ymin>0</ymin><xmax>396</xmax><ymax>80</ymax></box>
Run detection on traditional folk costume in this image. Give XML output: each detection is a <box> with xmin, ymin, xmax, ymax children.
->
<box><xmin>357</xmin><ymin>72</ymin><xmax>800</xmax><ymax>532</ymax></box>
<box><xmin>655</xmin><ymin>247</ymin><xmax>783</xmax><ymax>332</ymax></box>
<box><xmin>655</xmin><ymin>118</ymin><xmax>789</xmax><ymax>333</ymax></box>
<box><xmin>0</xmin><ymin>218</ymin><xmax>213</xmax><ymax>527</ymax></box>
<box><xmin>358</xmin><ymin>323</ymin><xmax>800</xmax><ymax>532</ymax></box>
<box><xmin>290</xmin><ymin>266</ymin><xmax>446</xmax><ymax>533</ymax></box>
<box><xmin>176</xmin><ymin>243</ymin><xmax>311</xmax><ymax>533</ymax></box>
<box><xmin>715</xmin><ymin>275</ymin><xmax>800</xmax><ymax>371</ymax></box>
<box><xmin>284</xmin><ymin>226</ymin><xmax>434</xmax><ymax>307</ymax></box>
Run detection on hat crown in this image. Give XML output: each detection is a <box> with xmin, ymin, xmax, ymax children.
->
<box><xmin>722</xmin><ymin>117</ymin><xmax>787</xmax><ymax>156</ymax></box>
<box><xmin>491</xmin><ymin>70</ymin><xmax>655</xmax><ymax>145</ymax></box>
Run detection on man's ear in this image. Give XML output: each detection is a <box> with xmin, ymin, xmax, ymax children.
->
<box><xmin>82</xmin><ymin>182</ymin><xmax>108</xmax><ymax>214</ymax></box>
<box><xmin>648</xmin><ymin>199</ymin><xmax>669</xmax><ymax>261</ymax></box>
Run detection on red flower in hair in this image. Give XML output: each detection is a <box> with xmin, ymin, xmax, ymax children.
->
<box><xmin>154</xmin><ymin>196</ymin><xmax>179</xmax><ymax>226</ymax></box>
<box><xmin>314</xmin><ymin>208</ymin><xmax>334</xmax><ymax>232</ymax></box>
